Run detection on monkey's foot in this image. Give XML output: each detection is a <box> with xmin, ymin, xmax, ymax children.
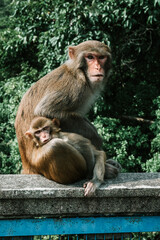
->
<box><xmin>21</xmin><ymin>168</ymin><xmax>38</xmax><ymax>175</ymax></box>
<box><xmin>83</xmin><ymin>181</ymin><xmax>97</xmax><ymax>197</ymax></box>
<box><xmin>105</xmin><ymin>159</ymin><xmax>122</xmax><ymax>179</ymax></box>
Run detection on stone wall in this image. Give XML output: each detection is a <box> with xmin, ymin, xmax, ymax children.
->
<box><xmin>0</xmin><ymin>173</ymin><xmax>160</xmax><ymax>218</ymax></box>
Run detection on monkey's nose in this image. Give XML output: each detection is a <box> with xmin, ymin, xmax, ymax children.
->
<box><xmin>95</xmin><ymin>64</ymin><xmax>101</xmax><ymax>70</ymax></box>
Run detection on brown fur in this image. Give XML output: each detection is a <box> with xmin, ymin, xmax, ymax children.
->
<box><xmin>15</xmin><ymin>40</ymin><xmax>111</xmax><ymax>175</ymax></box>
<box><xmin>15</xmin><ymin>40</ymin><xmax>121</xmax><ymax>184</ymax></box>
<box><xmin>26</xmin><ymin>117</ymin><xmax>106</xmax><ymax>196</ymax></box>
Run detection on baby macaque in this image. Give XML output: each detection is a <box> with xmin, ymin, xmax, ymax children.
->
<box><xmin>25</xmin><ymin>116</ymin><xmax>106</xmax><ymax>197</ymax></box>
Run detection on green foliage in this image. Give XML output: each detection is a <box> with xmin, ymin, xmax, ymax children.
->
<box><xmin>0</xmin><ymin>0</ymin><xmax>13</xmax><ymax>32</ymax></box>
<box><xmin>0</xmin><ymin>63</ymin><xmax>39</xmax><ymax>173</ymax></box>
<box><xmin>133</xmin><ymin>231</ymin><xmax>160</xmax><ymax>240</ymax></box>
<box><xmin>94</xmin><ymin>116</ymin><xmax>148</xmax><ymax>172</ymax></box>
<box><xmin>0</xmin><ymin>0</ymin><xmax>160</xmax><ymax>173</ymax></box>
<box><xmin>143</xmin><ymin>97</ymin><xmax>160</xmax><ymax>172</ymax></box>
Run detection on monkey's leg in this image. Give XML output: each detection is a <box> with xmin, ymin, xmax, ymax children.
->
<box><xmin>32</xmin><ymin>138</ymin><xmax>87</xmax><ymax>184</ymax></box>
<box><xmin>105</xmin><ymin>159</ymin><xmax>122</xmax><ymax>179</ymax></box>
<box><xmin>18</xmin><ymin>140</ymin><xmax>38</xmax><ymax>174</ymax></box>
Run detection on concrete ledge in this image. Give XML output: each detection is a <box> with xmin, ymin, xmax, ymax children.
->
<box><xmin>0</xmin><ymin>173</ymin><xmax>160</xmax><ymax>218</ymax></box>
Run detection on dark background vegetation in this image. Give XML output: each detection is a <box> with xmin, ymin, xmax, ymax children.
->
<box><xmin>0</xmin><ymin>0</ymin><xmax>160</xmax><ymax>174</ymax></box>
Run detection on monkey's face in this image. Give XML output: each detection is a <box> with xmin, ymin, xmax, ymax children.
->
<box><xmin>25</xmin><ymin>117</ymin><xmax>61</xmax><ymax>147</ymax></box>
<box><xmin>34</xmin><ymin>126</ymin><xmax>51</xmax><ymax>146</ymax></box>
<box><xmin>68</xmin><ymin>41</ymin><xmax>111</xmax><ymax>86</ymax></box>
<box><xmin>84</xmin><ymin>53</ymin><xmax>108</xmax><ymax>83</ymax></box>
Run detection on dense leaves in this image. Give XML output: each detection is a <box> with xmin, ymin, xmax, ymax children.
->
<box><xmin>0</xmin><ymin>0</ymin><xmax>160</xmax><ymax>173</ymax></box>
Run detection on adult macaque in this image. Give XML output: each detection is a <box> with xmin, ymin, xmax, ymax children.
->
<box><xmin>25</xmin><ymin>116</ymin><xmax>106</xmax><ymax>196</ymax></box>
<box><xmin>15</xmin><ymin>40</ymin><xmax>120</xmax><ymax>182</ymax></box>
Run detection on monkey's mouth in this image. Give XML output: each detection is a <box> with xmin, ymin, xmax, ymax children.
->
<box><xmin>92</xmin><ymin>74</ymin><xmax>104</xmax><ymax>77</ymax></box>
<box><xmin>43</xmin><ymin>139</ymin><xmax>50</xmax><ymax>144</ymax></box>
<box><xmin>91</xmin><ymin>74</ymin><xmax>104</xmax><ymax>81</ymax></box>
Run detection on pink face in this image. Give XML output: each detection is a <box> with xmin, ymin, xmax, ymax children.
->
<box><xmin>85</xmin><ymin>53</ymin><xmax>107</xmax><ymax>83</ymax></box>
<box><xmin>34</xmin><ymin>126</ymin><xmax>51</xmax><ymax>145</ymax></box>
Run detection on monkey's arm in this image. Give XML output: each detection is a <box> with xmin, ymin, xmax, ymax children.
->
<box><xmin>34</xmin><ymin>91</ymin><xmax>77</xmax><ymax>119</ymax></box>
<box><xmin>60</xmin><ymin>116</ymin><xmax>103</xmax><ymax>149</ymax></box>
<box><xmin>84</xmin><ymin>150</ymin><xmax>106</xmax><ymax>197</ymax></box>
<box><xmin>83</xmin><ymin>117</ymin><xmax>103</xmax><ymax>146</ymax></box>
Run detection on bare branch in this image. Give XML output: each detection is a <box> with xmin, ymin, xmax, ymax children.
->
<box><xmin>121</xmin><ymin>115</ymin><xmax>154</xmax><ymax>124</ymax></box>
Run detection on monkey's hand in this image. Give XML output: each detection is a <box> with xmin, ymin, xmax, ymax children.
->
<box><xmin>83</xmin><ymin>180</ymin><xmax>102</xmax><ymax>197</ymax></box>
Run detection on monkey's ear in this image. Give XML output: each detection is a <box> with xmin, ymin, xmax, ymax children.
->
<box><xmin>52</xmin><ymin>118</ymin><xmax>60</xmax><ymax>127</ymax></box>
<box><xmin>52</xmin><ymin>118</ymin><xmax>61</xmax><ymax>132</ymax></box>
<box><xmin>68</xmin><ymin>47</ymin><xmax>75</xmax><ymax>59</ymax></box>
<box><xmin>25</xmin><ymin>131</ymin><xmax>33</xmax><ymax>139</ymax></box>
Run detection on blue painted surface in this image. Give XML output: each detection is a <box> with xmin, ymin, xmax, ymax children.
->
<box><xmin>0</xmin><ymin>216</ymin><xmax>160</xmax><ymax>237</ymax></box>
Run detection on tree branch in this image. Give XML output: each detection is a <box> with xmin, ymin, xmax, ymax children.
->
<box><xmin>121</xmin><ymin>115</ymin><xmax>154</xmax><ymax>124</ymax></box>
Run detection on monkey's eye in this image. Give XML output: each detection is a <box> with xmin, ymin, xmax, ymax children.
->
<box><xmin>43</xmin><ymin>126</ymin><xmax>50</xmax><ymax>132</ymax></box>
<box><xmin>86</xmin><ymin>55</ymin><xmax>94</xmax><ymax>60</ymax></box>
<box><xmin>35</xmin><ymin>130</ymin><xmax>41</xmax><ymax>136</ymax></box>
<box><xmin>99</xmin><ymin>56</ymin><xmax>105</xmax><ymax>60</ymax></box>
